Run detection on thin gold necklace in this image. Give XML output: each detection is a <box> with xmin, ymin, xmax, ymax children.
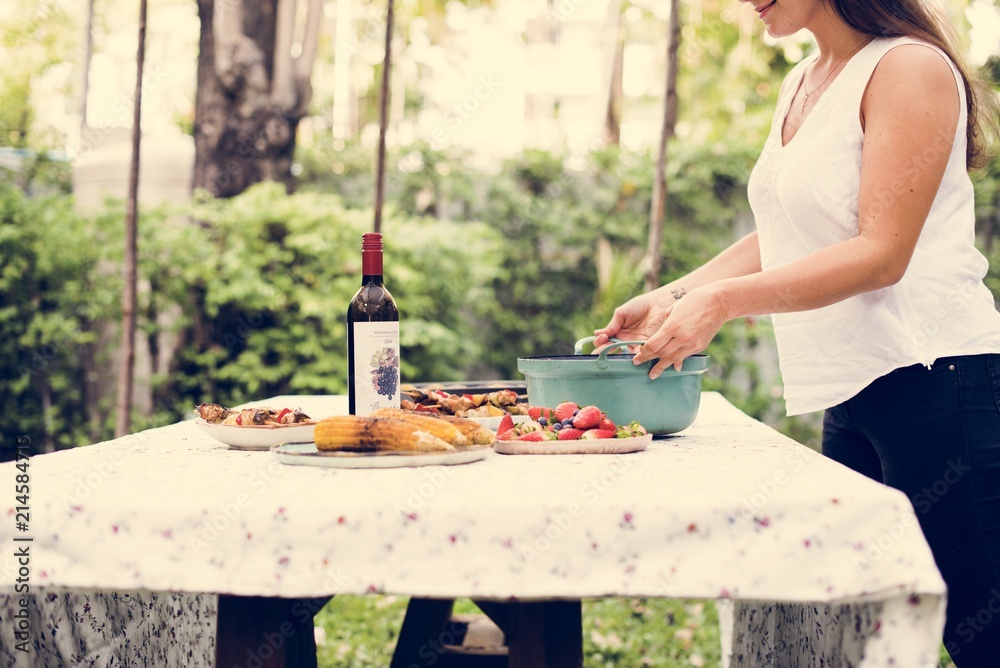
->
<box><xmin>800</xmin><ymin>36</ymin><xmax>871</xmax><ymax>113</ymax></box>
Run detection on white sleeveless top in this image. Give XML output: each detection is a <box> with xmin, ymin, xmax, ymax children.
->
<box><xmin>748</xmin><ymin>36</ymin><xmax>1000</xmax><ymax>416</ymax></box>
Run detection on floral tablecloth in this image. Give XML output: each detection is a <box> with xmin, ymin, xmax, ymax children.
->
<box><xmin>0</xmin><ymin>393</ymin><xmax>945</xmax><ymax>667</ymax></box>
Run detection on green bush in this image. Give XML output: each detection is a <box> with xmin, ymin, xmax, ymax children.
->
<box><xmin>155</xmin><ymin>183</ymin><xmax>507</xmax><ymax>422</ymax></box>
<box><xmin>0</xmin><ymin>183</ymin><xmax>117</xmax><ymax>455</ymax></box>
<box><xmin>0</xmin><ymin>179</ymin><xmax>509</xmax><ymax>453</ymax></box>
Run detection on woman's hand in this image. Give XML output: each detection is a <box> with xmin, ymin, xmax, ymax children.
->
<box><xmin>633</xmin><ymin>287</ymin><xmax>729</xmax><ymax>378</ymax></box>
<box><xmin>593</xmin><ymin>293</ymin><xmax>667</xmax><ymax>351</ymax></box>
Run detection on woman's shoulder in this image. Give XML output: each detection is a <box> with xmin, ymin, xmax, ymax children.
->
<box><xmin>869</xmin><ymin>35</ymin><xmax>957</xmax><ymax>75</ymax></box>
<box><xmin>868</xmin><ymin>38</ymin><xmax>959</xmax><ymax>101</ymax></box>
<box><xmin>862</xmin><ymin>38</ymin><xmax>961</xmax><ymax>135</ymax></box>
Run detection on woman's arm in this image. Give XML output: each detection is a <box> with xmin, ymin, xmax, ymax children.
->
<box><xmin>635</xmin><ymin>45</ymin><xmax>960</xmax><ymax>377</ymax></box>
<box><xmin>646</xmin><ymin>231</ymin><xmax>762</xmax><ymax>307</ymax></box>
<box><xmin>593</xmin><ymin>232</ymin><xmax>762</xmax><ymax>347</ymax></box>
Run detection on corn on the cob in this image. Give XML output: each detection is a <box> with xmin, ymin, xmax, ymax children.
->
<box><xmin>364</xmin><ymin>409</ymin><xmax>469</xmax><ymax>446</ymax></box>
<box><xmin>371</xmin><ymin>408</ymin><xmax>495</xmax><ymax>445</ymax></box>
<box><xmin>315</xmin><ymin>416</ymin><xmax>456</xmax><ymax>452</ymax></box>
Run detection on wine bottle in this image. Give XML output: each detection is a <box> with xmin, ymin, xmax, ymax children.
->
<box><xmin>347</xmin><ymin>233</ymin><xmax>400</xmax><ymax>415</ymax></box>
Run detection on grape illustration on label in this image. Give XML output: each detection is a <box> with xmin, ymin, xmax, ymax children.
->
<box><xmin>370</xmin><ymin>347</ymin><xmax>399</xmax><ymax>398</ymax></box>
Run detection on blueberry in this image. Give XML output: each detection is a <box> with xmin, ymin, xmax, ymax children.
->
<box><xmin>573</xmin><ymin>409</ymin><xmax>580</xmax><ymax>416</ymax></box>
<box><xmin>538</xmin><ymin>417</ymin><xmax>548</xmax><ymax>426</ymax></box>
<box><xmin>553</xmin><ymin>423</ymin><xmax>563</xmax><ymax>431</ymax></box>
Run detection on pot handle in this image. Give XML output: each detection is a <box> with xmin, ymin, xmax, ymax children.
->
<box><xmin>573</xmin><ymin>335</ymin><xmax>647</xmax><ymax>358</ymax></box>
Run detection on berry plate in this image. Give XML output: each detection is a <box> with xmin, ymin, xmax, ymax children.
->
<box><xmin>493</xmin><ymin>433</ymin><xmax>652</xmax><ymax>455</ymax></box>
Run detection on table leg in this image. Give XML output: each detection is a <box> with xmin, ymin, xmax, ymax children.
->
<box><xmin>507</xmin><ymin>600</ymin><xmax>582</xmax><ymax>668</ymax></box>
<box><xmin>215</xmin><ymin>595</ymin><xmax>331</xmax><ymax>668</ymax></box>
<box><xmin>389</xmin><ymin>597</ymin><xmax>457</xmax><ymax>668</ymax></box>
<box><xmin>471</xmin><ymin>599</ymin><xmax>511</xmax><ymax>636</ymax></box>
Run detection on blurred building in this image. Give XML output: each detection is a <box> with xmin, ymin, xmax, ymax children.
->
<box><xmin>71</xmin><ymin>127</ymin><xmax>194</xmax><ymax>211</ymax></box>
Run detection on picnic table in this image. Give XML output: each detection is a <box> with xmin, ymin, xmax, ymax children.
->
<box><xmin>0</xmin><ymin>392</ymin><xmax>945</xmax><ymax>667</ymax></box>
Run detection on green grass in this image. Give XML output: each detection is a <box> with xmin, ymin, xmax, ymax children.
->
<box><xmin>314</xmin><ymin>595</ymin><xmax>958</xmax><ymax>667</ymax></box>
<box><xmin>314</xmin><ymin>595</ymin><xmax>718</xmax><ymax>667</ymax></box>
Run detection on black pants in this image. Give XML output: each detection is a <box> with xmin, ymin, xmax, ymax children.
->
<box><xmin>823</xmin><ymin>354</ymin><xmax>1000</xmax><ymax>667</ymax></box>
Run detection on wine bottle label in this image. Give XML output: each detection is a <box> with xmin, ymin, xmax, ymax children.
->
<box><xmin>351</xmin><ymin>321</ymin><xmax>400</xmax><ymax>415</ymax></box>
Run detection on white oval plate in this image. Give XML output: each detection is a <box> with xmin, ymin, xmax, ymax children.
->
<box><xmin>466</xmin><ymin>415</ymin><xmax>531</xmax><ymax>431</ymax></box>
<box><xmin>195</xmin><ymin>419</ymin><xmax>317</xmax><ymax>451</ymax></box>
<box><xmin>272</xmin><ymin>443</ymin><xmax>492</xmax><ymax>468</ymax></box>
<box><xmin>493</xmin><ymin>433</ymin><xmax>652</xmax><ymax>455</ymax></box>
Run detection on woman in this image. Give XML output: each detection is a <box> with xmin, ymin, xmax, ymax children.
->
<box><xmin>594</xmin><ymin>0</ymin><xmax>1000</xmax><ymax>664</ymax></box>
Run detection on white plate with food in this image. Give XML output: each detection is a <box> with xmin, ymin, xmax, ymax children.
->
<box><xmin>194</xmin><ymin>404</ymin><xmax>318</xmax><ymax>450</ymax></box>
<box><xmin>272</xmin><ymin>443</ymin><xmax>492</xmax><ymax>468</ymax></box>
<box><xmin>195</xmin><ymin>420</ymin><xmax>317</xmax><ymax>450</ymax></box>
<box><xmin>466</xmin><ymin>414</ymin><xmax>532</xmax><ymax>431</ymax></box>
<box><xmin>493</xmin><ymin>433</ymin><xmax>652</xmax><ymax>455</ymax></box>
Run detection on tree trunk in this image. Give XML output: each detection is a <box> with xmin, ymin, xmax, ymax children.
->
<box><xmin>115</xmin><ymin>0</ymin><xmax>148</xmax><ymax>438</ymax></box>
<box><xmin>79</xmin><ymin>0</ymin><xmax>95</xmax><ymax>131</ymax></box>
<box><xmin>81</xmin><ymin>329</ymin><xmax>102</xmax><ymax>443</ymax></box>
<box><xmin>193</xmin><ymin>0</ymin><xmax>323</xmax><ymax>198</ymax></box>
<box><xmin>373</xmin><ymin>0</ymin><xmax>394</xmax><ymax>234</ymax></box>
<box><xmin>644</xmin><ymin>0</ymin><xmax>681</xmax><ymax>293</ymax></box>
<box><xmin>38</xmin><ymin>372</ymin><xmax>54</xmax><ymax>453</ymax></box>
<box><xmin>598</xmin><ymin>0</ymin><xmax>623</xmax><ymax>146</ymax></box>
<box><xmin>980</xmin><ymin>211</ymin><xmax>997</xmax><ymax>254</ymax></box>
<box><xmin>603</xmin><ymin>24</ymin><xmax>625</xmax><ymax>145</ymax></box>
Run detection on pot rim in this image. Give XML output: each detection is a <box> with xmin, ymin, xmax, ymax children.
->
<box><xmin>517</xmin><ymin>353</ymin><xmax>710</xmax><ymax>376</ymax></box>
<box><xmin>517</xmin><ymin>352</ymin><xmax>709</xmax><ymax>361</ymax></box>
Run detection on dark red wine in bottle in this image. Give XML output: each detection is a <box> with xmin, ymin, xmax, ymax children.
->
<box><xmin>347</xmin><ymin>233</ymin><xmax>400</xmax><ymax>415</ymax></box>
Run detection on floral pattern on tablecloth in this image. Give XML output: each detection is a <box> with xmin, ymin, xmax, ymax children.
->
<box><xmin>0</xmin><ymin>589</ymin><xmax>215</xmax><ymax>667</ymax></box>
<box><xmin>0</xmin><ymin>394</ymin><xmax>945</xmax><ymax>666</ymax></box>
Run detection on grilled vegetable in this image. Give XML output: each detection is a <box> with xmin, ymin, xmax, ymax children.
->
<box><xmin>398</xmin><ymin>387</ymin><xmax>528</xmax><ymax>417</ymax></box>
<box><xmin>314</xmin><ymin>416</ymin><xmax>456</xmax><ymax>452</ymax></box>
<box><xmin>195</xmin><ymin>403</ymin><xmax>230</xmax><ymax>422</ymax></box>
<box><xmin>355</xmin><ymin>411</ymin><xmax>467</xmax><ymax>446</ymax></box>
<box><xmin>370</xmin><ymin>408</ymin><xmax>494</xmax><ymax>445</ymax></box>
<box><xmin>194</xmin><ymin>403</ymin><xmax>313</xmax><ymax>426</ymax></box>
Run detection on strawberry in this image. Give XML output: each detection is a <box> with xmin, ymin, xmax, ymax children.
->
<box><xmin>528</xmin><ymin>405</ymin><xmax>555</xmax><ymax>422</ymax></box>
<box><xmin>517</xmin><ymin>430</ymin><xmax>557</xmax><ymax>442</ymax></box>
<box><xmin>598</xmin><ymin>416</ymin><xmax>616</xmax><ymax>431</ymax></box>
<box><xmin>572</xmin><ymin>405</ymin><xmax>604</xmax><ymax>429</ymax></box>
<box><xmin>557</xmin><ymin>427</ymin><xmax>585</xmax><ymax>440</ymax></box>
<box><xmin>581</xmin><ymin>428</ymin><xmax>616</xmax><ymax>440</ymax></box>
<box><xmin>555</xmin><ymin>402</ymin><xmax>579</xmax><ymax>422</ymax></box>
<box><xmin>497</xmin><ymin>414</ymin><xmax>514</xmax><ymax>434</ymax></box>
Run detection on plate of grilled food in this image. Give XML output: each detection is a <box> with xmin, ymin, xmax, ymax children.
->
<box><xmin>400</xmin><ymin>385</ymin><xmax>532</xmax><ymax>430</ymax></box>
<box><xmin>194</xmin><ymin>403</ymin><xmax>318</xmax><ymax>450</ymax></box>
<box><xmin>272</xmin><ymin>408</ymin><xmax>494</xmax><ymax>468</ymax></box>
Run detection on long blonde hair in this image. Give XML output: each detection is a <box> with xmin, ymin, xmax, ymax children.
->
<box><xmin>830</xmin><ymin>0</ymin><xmax>999</xmax><ymax>169</ymax></box>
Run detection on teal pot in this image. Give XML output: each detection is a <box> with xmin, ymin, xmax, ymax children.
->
<box><xmin>517</xmin><ymin>337</ymin><xmax>710</xmax><ymax>435</ymax></box>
